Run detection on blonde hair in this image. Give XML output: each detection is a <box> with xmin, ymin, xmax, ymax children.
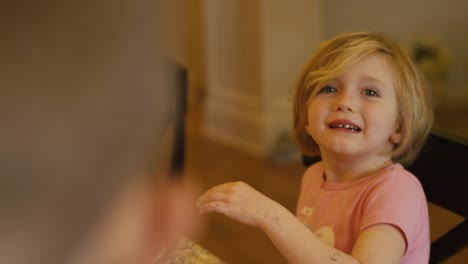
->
<box><xmin>293</xmin><ymin>32</ymin><xmax>433</xmax><ymax>166</ymax></box>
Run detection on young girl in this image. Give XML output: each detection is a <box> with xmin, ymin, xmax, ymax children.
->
<box><xmin>197</xmin><ymin>32</ymin><xmax>433</xmax><ymax>263</ymax></box>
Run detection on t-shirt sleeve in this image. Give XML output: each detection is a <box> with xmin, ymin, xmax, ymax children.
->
<box><xmin>359</xmin><ymin>169</ymin><xmax>428</xmax><ymax>250</ymax></box>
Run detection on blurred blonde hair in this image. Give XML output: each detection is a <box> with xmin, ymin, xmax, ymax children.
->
<box><xmin>293</xmin><ymin>32</ymin><xmax>433</xmax><ymax>166</ymax></box>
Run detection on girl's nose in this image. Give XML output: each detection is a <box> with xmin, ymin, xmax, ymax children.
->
<box><xmin>334</xmin><ymin>94</ymin><xmax>354</xmax><ymax>113</ymax></box>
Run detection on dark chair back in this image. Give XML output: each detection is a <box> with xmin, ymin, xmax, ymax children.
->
<box><xmin>406</xmin><ymin>134</ymin><xmax>468</xmax><ymax>263</ymax></box>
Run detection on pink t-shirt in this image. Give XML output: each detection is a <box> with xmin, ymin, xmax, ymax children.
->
<box><xmin>296</xmin><ymin>162</ymin><xmax>430</xmax><ymax>263</ymax></box>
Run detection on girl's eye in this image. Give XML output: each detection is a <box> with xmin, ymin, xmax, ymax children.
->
<box><xmin>318</xmin><ymin>85</ymin><xmax>337</xmax><ymax>94</ymax></box>
<box><xmin>363</xmin><ymin>88</ymin><xmax>379</xmax><ymax>97</ymax></box>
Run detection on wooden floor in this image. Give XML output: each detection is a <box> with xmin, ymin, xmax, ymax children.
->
<box><xmin>184</xmin><ymin>107</ymin><xmax>305</xmax><ymax>264</ymax></box>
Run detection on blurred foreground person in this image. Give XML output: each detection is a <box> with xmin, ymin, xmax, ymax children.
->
<box><xmin>0</xmin><ymin>1</ymin><xmax>197</xmax><ymax>263</ymax></box>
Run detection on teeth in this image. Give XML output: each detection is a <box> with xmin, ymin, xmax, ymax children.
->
<box><xmin>331</xmin><ymin>124</ymin><xmax>360</xmax><ymax>131</ymax></box>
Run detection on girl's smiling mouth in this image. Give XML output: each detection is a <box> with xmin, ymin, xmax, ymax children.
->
<box><xmin>328</xmin><ymin>120</ymin><xmax>362</xmax><ymax>132</ymax></box>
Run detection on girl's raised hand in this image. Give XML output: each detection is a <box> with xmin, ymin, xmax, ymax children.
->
<box><xmin>196</xmin><ymin>181</ymin><xmax>277</xmax><ymax>228</ymax></box>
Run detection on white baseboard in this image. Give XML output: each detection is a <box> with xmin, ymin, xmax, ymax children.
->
<box><xmin>202</xmin><ymin>87</ymin><xmax>293</xmax><ymax>157</ymax></box>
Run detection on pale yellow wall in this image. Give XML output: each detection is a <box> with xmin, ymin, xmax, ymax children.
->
<box><xmin>161</xmin><ymin>0</ymin><xmax>206</xmax><ymax>107</ymax></box>
<box><xmin>203</xmin><ymin>0</ymin><xmax>262</xmax><ymax>99</ymax></box>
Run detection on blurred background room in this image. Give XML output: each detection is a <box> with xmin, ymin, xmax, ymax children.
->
<box><xmin>163</xmin><ymin>1</ymin><xmax>467</xmax><ymax>263</ymax></box>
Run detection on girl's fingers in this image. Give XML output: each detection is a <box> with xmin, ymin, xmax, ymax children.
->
<box><xmin>198</xmin><ymin>201</ymin><xmax>227</xmax><ymax>214</ymax></box>
<box><xmin>196</xmin><ymin>190</ymin><xmax>229</xmax><ymax>206</ymax></box>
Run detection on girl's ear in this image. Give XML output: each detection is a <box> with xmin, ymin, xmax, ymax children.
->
<box><xmin>390</xmin><ymin>122</ymin><xmax>402</xmax><ymax>144</ymax></box>
<box><xmin>305</xmin><ymin>124</ymin><xmax>311</xmax><ymax>136</ymax></box>
<box><xmin>390</xmin><ymin>132</ymin><xmax>402</xmax><ymax>144</ymax></box>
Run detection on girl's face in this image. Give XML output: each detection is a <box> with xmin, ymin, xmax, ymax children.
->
<box><xmin>305</xmin><ymin>53</ymin><xmax>401</xmax><ymax>162</ymax></box>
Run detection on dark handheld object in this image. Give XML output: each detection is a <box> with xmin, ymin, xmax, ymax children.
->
<box><xmin>169</xmin><ymin>63</ymin><xmax>188</xmax><ymax>178</ymax></box>
<box><xmin>168</xmin><ymin>62</ymin><xmax>188</xmax><ymax>178</ymax></box>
